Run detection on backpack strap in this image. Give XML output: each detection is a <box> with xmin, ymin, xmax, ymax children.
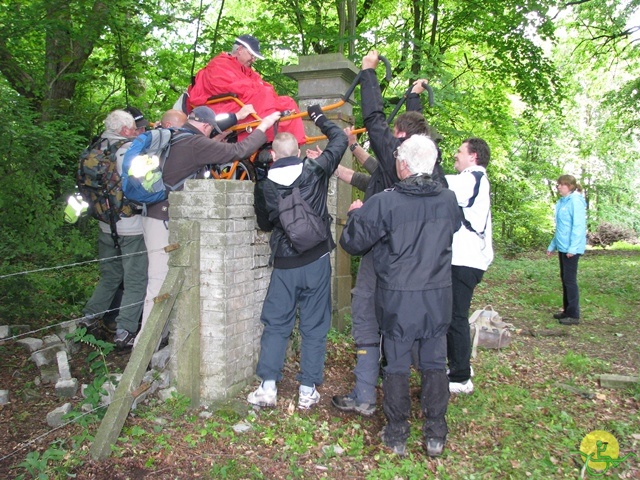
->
<box><xmin>103</xmin><ymin>138</ymin><xmax>128</xmax><ymax>250</ymax></box>
<box><xmin>160</xmin><ymin>129</ymin><xmax>199</xmax><ymax>192</ymax></box>
<box><xmin>461</xmin><ymin>170</ymin><xmax>490</xmax><ymax>237</ymax></box>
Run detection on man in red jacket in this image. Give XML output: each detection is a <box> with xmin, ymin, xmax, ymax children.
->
<box><xmin>187</xmin><ymin>35</ymin><xmax>306</xmax><ymax>145</ymax></box>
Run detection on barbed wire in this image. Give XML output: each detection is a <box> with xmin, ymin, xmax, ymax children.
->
<box><xmin>0</xmin><ymin>246</ymin><xmax>168</xmax><ymax>280</ymax></box>
<box><xmin>1</xmin><ymin>312</ymin><xmax>200</xmax><ymax>466</ymax></box>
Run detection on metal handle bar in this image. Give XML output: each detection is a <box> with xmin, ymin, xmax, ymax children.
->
<box><xmin>387</xmin><ymin>81</ymin><xmax>434</xmax><ymax>125</ymax></box>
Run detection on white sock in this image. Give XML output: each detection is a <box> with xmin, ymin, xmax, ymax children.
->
<box><xmin>262</xmin><ymin>380</ymin><xmax>276</xmax><ymax>391</ymax></box>
<box><xmin>299</xmin><ymin>384</ymin><xmax>314</xmax><ymax>395</ymax></box>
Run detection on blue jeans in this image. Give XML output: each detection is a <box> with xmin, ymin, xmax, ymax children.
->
<box><xmin>558</xmin><ymin>252</ymin><xmax>581</xmax><ymax>318</ymax></box>
<box><xmin>256</xmin><ymin>255</ymin><xmax>332</xmax><ymax>387</ymax></box>
<box><xmin>447</xmin><ymin>265</ymin><xmax>484</xmax><ymax>383</ymax></box>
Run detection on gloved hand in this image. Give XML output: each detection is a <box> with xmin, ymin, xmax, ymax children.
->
<box><xmin>307</xmin><ymin>104</ymin><xmax>327</xmax><ymax>128</ymax></box>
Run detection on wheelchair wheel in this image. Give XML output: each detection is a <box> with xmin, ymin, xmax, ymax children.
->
<box><xmin>211</xmin><ymin>159</ymin><xmax>256</xmax><ymax>181</ymax></box>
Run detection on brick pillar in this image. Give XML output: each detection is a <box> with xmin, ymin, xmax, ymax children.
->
<box><xmin>283</xmin><ymin>53</ymin><xmax>359</xmax><ymax>330</ymax></box>
<box><xmin>169</xmin><ymin>180</ymin><xmax>268</xmax><ymax>403</ymax></box>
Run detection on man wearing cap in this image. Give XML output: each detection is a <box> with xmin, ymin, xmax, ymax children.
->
<box><xmin>124</xmin><ymin>106</ymin><xmax>149</xmax><ymax>135</ymax></box>
<box><xmin>187</xmin><ymin>35</ymin><xmax>306</xmax><ymax>145</ymax></box>
<box><xmin>137</xmin><ymin>106</ymin><xmax>281</xmax><ymax>344</ymax></box>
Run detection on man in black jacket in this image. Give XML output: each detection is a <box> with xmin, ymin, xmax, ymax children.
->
<box><xmin>332</xmin><ymin>50</ymin><xmax>446</xmax><ymax>416</ymax></box>
<box><xmin>249</xmin><ymin>105</ymin><xmax>348</xmax><ymax>410</ymax></box>
<box><xmin>340</xmin><ymin>134</ymin><xmax>461</xmax><ymax>457</ymax></box>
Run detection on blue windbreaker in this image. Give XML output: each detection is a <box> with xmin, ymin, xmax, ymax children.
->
<box><xmin>547</xmin><ymin>191</ymin><xmax>587</xmax><ymax>255</ymax></box>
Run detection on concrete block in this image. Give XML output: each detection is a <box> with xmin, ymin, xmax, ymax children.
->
<box><xmin>39</xmin><ymin>365</ymin><xmax>60</xmax><ymax>384</ymax></box>
<box><xmin>0</xmin><ymin>390</ymin><xmax>9</xmax><ymax>404</ymax></box>
<box><xmin>16</xmin><ymin>337</ymin><xmax>44</xmax><ymax>353</ymax></box>
<box><xmin>46</xmin><ymin>403</ymin><xmax>72</xmax><ymax>427</ymax></box>
<box><xmin>0</xmin><ymin>325</ymin><xmax>9</xmax><ymax>339</ymax></box>
<box><xmin>43</xmin><ymin>334</ymin><xmax>64</xmax><ymax>347</ymax></box>
<box><xmin>600</xmin><ymin>374</ymin><xmax>639</xmax><ymax>389</ymax></box>
<box><xmin>56</xmin><ymin>350</ymin><xmax>72</xmax><ymax>380</ymax></box>
<box><xmin>151</xmin><ymin>347</ymin><xmax>171</xmax><ymax>371</ymax></box>
<box><xmin>157</xmin><ymin>386</ymin><xmax>177</xmax><ymax>402</ymax></box>
<box><xmin>31</xmin><ymin>344</ymin><xmax>66</xmax><ymax>368</ymax></box>
<box><xmin>55</xmin><ymin>378</ymin><xmax>78</xmax><ymax>398</ymax></box>
<box><xmin>55</xmin><ymin>322</ymin><xmax>81</xmax><ymax>354</ymax></box>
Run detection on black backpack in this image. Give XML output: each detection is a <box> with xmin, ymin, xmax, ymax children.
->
<box><xmin>274</xmin><ymin>183</ymin><xmax>329</xmax><ymax>253</ymax></box>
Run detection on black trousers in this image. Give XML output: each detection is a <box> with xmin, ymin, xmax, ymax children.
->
<box><xmin>447</xmin><ymin>265</ymin><xmax>484</xmax><ymax>383</ymax></box>
<box><xmin>558</xmin><ymin>252</ymin><xmax>581</xmax><ymax>318</ymax></box>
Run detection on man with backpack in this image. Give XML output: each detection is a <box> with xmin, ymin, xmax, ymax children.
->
<box><xmin>77</xmin><ymin>109</ymin><xmax>148</xmax><ymax>350</ymax></box>
<box><xmin>248</xmin><ymin>105</ymin><xmax>347</xmax><ymax>410</ymax></box>
<box><xmin>136</xmin><ymin>106</ymin><xmax>282</xmax><ymax>342</ymax></box>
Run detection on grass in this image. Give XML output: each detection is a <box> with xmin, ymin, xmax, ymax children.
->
<box><xmin>8</xmin><ymin>245</ymin><xmax>640</xmax><ymax>479</ymax></box>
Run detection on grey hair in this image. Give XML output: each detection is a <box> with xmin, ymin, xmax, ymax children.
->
<box><xmin>104</xmin><ymin>110</ymin><xmax>136</xmax><ymax>134</ymax></box>
<box><xmin>231</xmin><ymin>44</ymin><xmax>241</xmax><ymax>55</ymax></box>
<box><xmin>272</xmin><ymin>132</ymin><xmax>299</xmax><ymax>159</ymax></box>
<box><xmin>396</xmin><ymin>134</ymin><xmax>438</xmax><ymax>175</ymax></box>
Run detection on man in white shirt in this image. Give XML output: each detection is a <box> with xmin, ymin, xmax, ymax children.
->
<box><xmin>445</xmin><ymin>138</ymin><xmax>493</xmax><ymax>394</ymax></box>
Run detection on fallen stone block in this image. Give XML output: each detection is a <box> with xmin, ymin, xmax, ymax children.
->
<box><xmin>154</xmin><ymin>370</ymin><xmax>171</xmax><ymax>390</ymax></box>
<box><xmin>16</xmin><ymin>337</ymin><xmax>44</xmax><ymax>353</ymax></box>
<box><xmin>157</xmin><ymin>386</ymin><xmax>177</xmax><ymax>402</ymax></box>
<box><xmin>55</xmin><ymin>378</ymin><xmax>78</xmax><ymax>398</ymax></box>
<box><xmin>0</xmin><ymin>325</ymin><xmax>9</xmax><ymax>339</ymax></box>
<box><xmin>46</xmin><ymin>403</ymin><xmax>72</xmax><ymax>427</ymax></box>
<box><xmin>151</xmin><ymin>347</ymin><xmax>171</xmax><ymax>371</ymax></box>
<box><xmin>31</xmin><ymin>344</ymin><xmax>66</xmax><ymax>368</ymax></box>
<box><xmin>56</xmin><ymin>323</ymin><xmax>80</xmax><ymax>354</ymax></box>
<box><xmin>600</xmin><ymin>374</ymin><xmax>639</xmax><ymax>389</ymax></box>
<box><xmin>56</xmin><ymin>350</ymin><xmax>72</xmax><ymax>380</ymax></box>
<box><xmin>39</xmin><ymin>365</ymin><xmax>60</xmax><ymax>385</ymax></box>
<box><xmin>0</xmin><ymin>390</ymin><xmax>9</xmax><ymax>404</ymax></box>
<box><xmin>99</xmin><ymin>374</ymin><xmax>122</xmax><ymax>407</ymax></box>
<box><xmin>43</xmin><ymin>334</ymin><xmax>64</xmax><ymax>347</ymax></box>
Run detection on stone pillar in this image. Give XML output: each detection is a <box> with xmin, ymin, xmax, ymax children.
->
<box><xmin>169</xmin><ymin>180</ymin><xmax>267</xmax><ymax>404</ymax></box>
<box><xmin>283</xmin><ymin>53</ymin><xmax>359</xmax><ymax>330</ymax></box>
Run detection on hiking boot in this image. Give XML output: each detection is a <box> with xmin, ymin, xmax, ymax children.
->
<box><xmin>247</xmin><ymin>383</ymin><xmax>277</xmax><ymax>407</ymax></box>
<box><xmin>331</xmin><ymin>394</ymin><xmax>376</xmax><ymax>416</ymax></box>
<box><xmin>449</xmin><ymin>379</ymin><xmax>474</xmax><ymax>395</ymax></box>
<box><xmin>553</xmin><ymin>311</ymin><xmax>568</xmax><ymax>320</ymax></box>
<box><xmin>380</xmin><ymin>426</ymin><xmax>407</xmax><ymax>456</ymax></box>
<box><xmin>77</xmin><ymin>316</ymin><xmax>101</xmax><ymax>334</ymax></box>
<box><xmin>114</xmin><ymin>329</ymin><xmax>136</xmax><ymax>350</ymax></box>
<box><xmin>298</xmin><ymin>388</ymin><xmax>320</xmax><ymax>410</ymax></box>
<box><xmin>559</xmin><ymin>317</ymin><xmax>580</xmax><ymax>325</ymax></box>
<box><xmin>101</xmin><ymin>317</ymin><xmax>117</xmax><ymax>335</ymax></box>
<box><xmin>426</xmin><ymin>437</ymin><xmax>446</xmax><ymax>457</ymax></box>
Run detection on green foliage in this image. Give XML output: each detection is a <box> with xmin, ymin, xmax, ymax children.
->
<box><xmin>16</xmin><ymin>447</ymin><xmax>65</xmax><ymax>480</ymax></box>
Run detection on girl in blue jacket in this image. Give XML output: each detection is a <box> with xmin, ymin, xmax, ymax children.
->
<box><xmin>547</xmin><ymin>174</ymin><xmax>587</xmax><ymax>324</ymax></box>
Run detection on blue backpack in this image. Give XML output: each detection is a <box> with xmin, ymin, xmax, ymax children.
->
<box><xmin>121</xmin><ymin>128</ymin><xmax>195</xmax><ymax>209</ymax></box>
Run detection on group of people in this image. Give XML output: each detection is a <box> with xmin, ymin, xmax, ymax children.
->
<box><xmin>76</xmin><ymin>34</ymin><xmax>585</xmax><ymax>458</ymax></box>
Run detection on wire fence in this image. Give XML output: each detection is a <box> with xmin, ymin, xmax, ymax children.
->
<box><xmin>0</xmin><ymin>243</ymin><xmax>193</xmax><ymax>466</ymax></box>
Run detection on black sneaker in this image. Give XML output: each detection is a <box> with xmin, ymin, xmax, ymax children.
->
<box><xmin>114</xmin><ymin>329</ymin><xmax>136</xmax><ymax>350</ymax></box>
<box><xmin>553</xmin><ymin>311</ymin><xmax>567</xmax><ymax>320</ymax></box>
<box><xmin>559</xmin><ymin>317</ymin><xmax>580</xmax><ymax>325</ymax></box>
<box><xmin>331</xmin><ymin>394</ymin><xmax>376</xmax><ymax>416</ymax></box>
<box><xmin>426</xmin><ymin>437</ymin><xmax>446</xmax><ymax>457</ymax></box>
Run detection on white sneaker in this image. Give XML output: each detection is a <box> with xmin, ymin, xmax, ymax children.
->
<box><xmin>449</xmin><ymin>379</ymin><xmax>474</xmax><ymax>395</ymax></box>
<box><xmin>298</xmin><ymin>388</ymin><xmax>320</xmax><ymax>409</ymax></box>
<box><xmin>247</xmin><ymin>384</ymin><xmax>277</xmax><ymax>407</ymax></box>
